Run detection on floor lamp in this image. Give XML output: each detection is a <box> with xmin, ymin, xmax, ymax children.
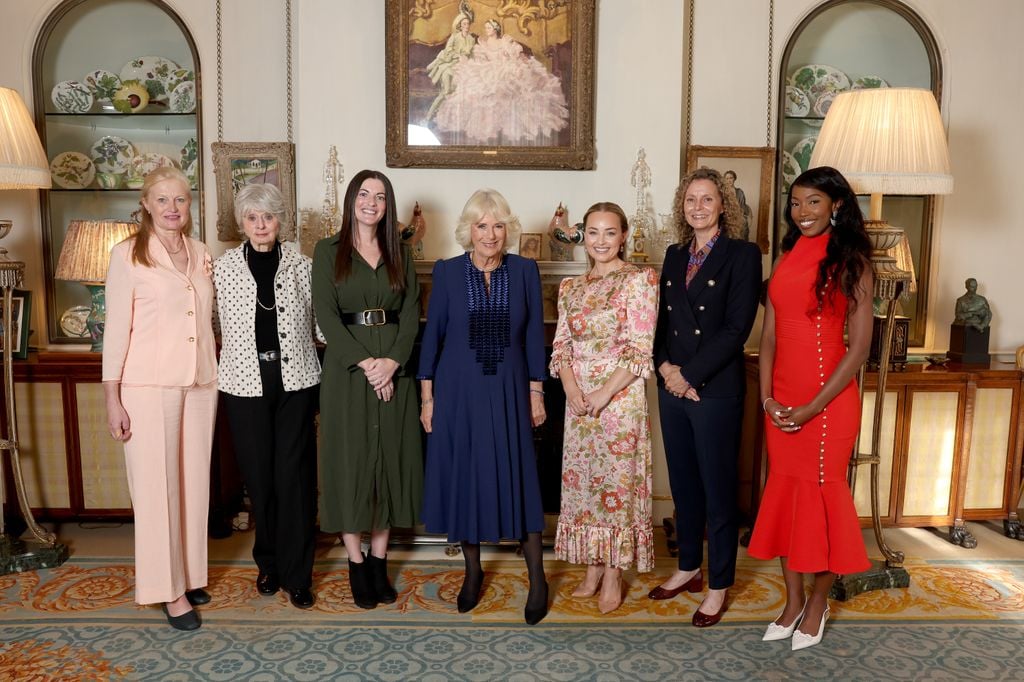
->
<box><xmin>0</xmin><ymin>86</ymin><xmax>69</xmax><ymax>574</ymax></box>
<box><xmin>810</xmin><ymin>88</ymin><xmax>953</xmax><ymax>599</ymax></box>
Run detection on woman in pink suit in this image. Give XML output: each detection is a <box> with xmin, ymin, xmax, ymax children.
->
<box><xmin>103</xmin><ymin>166</ymin><xmax>218</xmax><ymax>631</ymax></box>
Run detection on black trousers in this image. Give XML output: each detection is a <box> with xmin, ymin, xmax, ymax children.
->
<box><xmin>222</xmin><ymin>360</ymin><xmax>318</xmax><ymax>590</ymax></box>
<box><xmin>658</xmin><ymin>388</ymin><xmax>743</xmax><ymax>589</ymax></box>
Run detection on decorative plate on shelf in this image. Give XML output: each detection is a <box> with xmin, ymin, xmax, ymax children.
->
<box><xmin>788</xmin><ymin>64</ymin><xmax>851</xmax><ymax>109</ymax></box>
<box><xmin>784</xmin><ymin>85</ymin><xmax>811</xmax><ymax>117</ymax></box>
<box><xmin>83</xmin><ymin>69</ymin><xmax>121</xmax><ymax>102</ymax></box>
<box><xmin>49</xmin><ymin>151</ymin><xmax>96</xmax><ymax>189</ymax></box>
<box><xmin>112</xmin><ymin>80</ymin><xmax>150</xmax><ymax>113</ymax></box>
<box><xmin>812</xmin><ymin>90</ymin><xmax>838</xmax><ymax>118</ymax></box>
<box><xmin>179</xmin><ymin>137</ymin><xmax>198</xmax><ymax>170</ymax></box>
<box><xmin>164</xmin><ymin>68</ymin><xmax>194</xmax><ymax>97</ymax></box>
<box><xmin>781</xmin><ymin>151</ymin><xmax>801</xmax><ymax>194</ymax></box>
<box><xmin>791</xmin><ymin>136</ymin><xmax>817</xmax><ymax>174</ymax></box>
<box><xmin>852</xmin><ymin>75</ymin><xmax>889</xmax><ymax>90</ymax></box>
<box><xmin>60</xmin><ymin>305</ymin><xmax>91</xmax><ymax>338</ymax></box>
<box><xmin>168</xmin><ymin>81</ymin><xmax>196</xmax><ymax>113</ymax></box>
<box><xmin>119</xmin><ymin>56</ymin><xmax>179</xmax><ymax>103</ymax></box>
<box><xmin>185</xmin><ymin>159</ymin><xmax>198</xmax><ymax>189</ymax></box>
<box><xmin>89</xmin><ymin>135</ymin><xmax>136</xmax><ymax>174</ymax></box>
<box><xmin>51</xmin><ymin>80</ymin><xmax>93</xmax><ymax>113</ymax></box>
<box><xmin>128</xmin><ymin>152</ymin><xmax>177</xmax><ymax>179</ymax></box>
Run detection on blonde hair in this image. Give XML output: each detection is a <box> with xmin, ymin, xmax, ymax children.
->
<box><xmin>671</xmin><ymin>166</ymin><xmax>743</xmax><ymax>245</ymax></box>
<box><xmin>454</xmin><ymin>189</ymin><xmax>522</xmax><ymax>252</ymax></box>
<box><xmin>131</xmin><ymin>166</ymin><xmax>193</xmax><ymax>267</ymax></box>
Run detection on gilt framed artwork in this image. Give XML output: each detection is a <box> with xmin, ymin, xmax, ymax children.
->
<box><xmin>685</xmin><ymin>145</ymin><xmax>775</xmax><ymax>254</ymax></box>
<box><xmin>212</xmin><ymin>142</ymin><xmax>296</xmax><ymax>241</ymax></box>
<box><xmin>385</xmin><ymin>0</ymin><xmax>596</xmax><ymax>170</ymax></box>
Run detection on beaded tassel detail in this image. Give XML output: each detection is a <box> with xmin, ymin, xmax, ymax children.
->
<box><xmin>465</xmin><ymin>253</ymin><xmax>510</xmax><ymax>375</ymax></box>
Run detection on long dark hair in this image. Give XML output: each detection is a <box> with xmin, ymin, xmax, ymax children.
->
<box><xmin>333</xmin><ymin>169</ymin><xmax>406</xmax><ymax>292</ymax></box>
<box><xmin>781</xmin><ymin>166</ymin><xmax>871</xmax><ymax>311</ymax></box>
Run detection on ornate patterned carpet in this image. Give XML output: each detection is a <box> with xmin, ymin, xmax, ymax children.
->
<box><xmin>2</xmin><ymin>555</ymin><xmax>1024</xmax><ymax>680</ymax></box>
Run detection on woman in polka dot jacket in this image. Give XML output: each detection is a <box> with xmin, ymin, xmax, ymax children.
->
<box><xmin>214</xmin><ymin>183</ymin><xmax>323</xmax><ymax>610</ymax></box>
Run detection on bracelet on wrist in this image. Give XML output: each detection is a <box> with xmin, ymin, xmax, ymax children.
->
<box><xmin>762</xmin><ymin>397</ymin><xmax>773</xmax><ymax>411</ymax></box>
<box><xmin>530</xmin><ymin>389</ymin><xmax>545</xmax><ymax>396</ymax></box>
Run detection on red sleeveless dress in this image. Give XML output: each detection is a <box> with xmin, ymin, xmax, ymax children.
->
<box><xmin>748</xmin><ymin>233</ymin><xmax>871</xmax><ymax>574</ymax></box>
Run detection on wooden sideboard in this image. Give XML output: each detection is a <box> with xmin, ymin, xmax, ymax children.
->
<box><xmin>1</xmin><ymin>351</ymin><xmax>241</xmax><ymax>524</ymax></box>
<box><xmin>739</xmin><ymin>355</ymin><xmax>1024</xmax><ymax>547</ymax></box>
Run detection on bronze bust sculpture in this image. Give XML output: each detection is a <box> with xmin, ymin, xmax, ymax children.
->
<box><xmin>953</xmin><ymin>278</ymin><xmax>992</xmax><ymax>332</ymax></box>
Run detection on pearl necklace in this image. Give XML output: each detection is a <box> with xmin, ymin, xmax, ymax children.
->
<box><xmin>472</xmin><ymin>255</ymin><xmax>502</xmax><ymax>273</ymax></box>
<box><xmin>245</xmin><ymin>242</ymin><xmax>280</xmax><ymax>311</ymax></box>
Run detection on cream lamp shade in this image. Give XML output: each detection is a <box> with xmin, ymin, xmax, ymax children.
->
<box><xmin>809</xmin><ymin>87</ymin><xmax>952</xmax><ymax>300</ymax></box>
<box><xmin>0</xmin><ymin>86</ymin><xmax>50</xmax><ymax>190</ymax></box>
<box><xmin>810</xmin><ymin>87</ymin><xmax>953</xmax><ymax>208</ymax></box>
<box><xmin>54</xmin><ymin>220</ymin><xmax>138</xmax><ymax>352</ymax></box>
<box><xmin>54</xmin><ymin>219</ymin><xmax>138</xmax><ymax>284</ymax></box>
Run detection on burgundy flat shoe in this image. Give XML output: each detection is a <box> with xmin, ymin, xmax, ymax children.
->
<box><xmin>647</xmin><ymin>572</ymin><xmax>703</xmax><ymax>600</ymax></box>
<box><xmin>692</xmin><ymin>600</ymin><xmax>727</xmax><ymax>628</ymax></box>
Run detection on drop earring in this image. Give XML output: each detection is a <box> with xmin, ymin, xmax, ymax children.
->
<box><xmin>830</xmin><ymin>210</ymin><xmax>837</xmax><ymax>227</ymax></box>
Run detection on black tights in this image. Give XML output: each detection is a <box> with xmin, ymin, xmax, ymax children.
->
<box><xmin>460</xmin><ymin>532</ymin><xmax>546</xmax><ymax>606</ymax></box>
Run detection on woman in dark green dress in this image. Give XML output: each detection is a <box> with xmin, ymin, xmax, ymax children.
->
<box><xmin>312</xmin><ymin>169</ymin><xmax>421</xmax><ymax>610</ymax></box>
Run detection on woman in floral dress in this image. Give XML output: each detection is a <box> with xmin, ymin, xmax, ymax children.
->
<box><xmin>551</xmin><ymin>202</ymin><xmax>659</xmax><ymax>614</ymax></box>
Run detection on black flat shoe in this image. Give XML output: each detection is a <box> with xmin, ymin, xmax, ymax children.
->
<box><xmin>524</xmin><ymin>581</ymin><xmax>549</xmax><ymax>625</ymax></box>
<box><xmin>257</xmin><ymin>572</ymin><xmax>279</xmax><ymax>596</ymax></box>
<box><xmin>289</xmin><ymin>587</ymin><xmax>316</xmax><ymax>609</ymax></box>
<box><xmin>161</xmin><ymin>603</ymin><xmax>201</xmax><ymax>631</ymax></box>
<box><xmin>185</xmin><ymin>588</ymin><xmax>211</xmax><ymax>606</ymax></box>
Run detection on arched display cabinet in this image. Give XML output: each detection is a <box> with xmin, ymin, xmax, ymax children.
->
<box><xmin>775</xmin><ymin>0</ymin><xmax>941</xmax><ymax>347</ymax></box>
<box><xmin>32</xmin><ymin>0</ymin><xmax>203</xmax><ymax>343</ymax></box>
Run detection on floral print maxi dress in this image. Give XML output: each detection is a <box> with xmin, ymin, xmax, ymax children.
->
<box><xmin>550</xmin><ymin>265</ymin><xmax>659</xmax><ymax>572</ymax></box>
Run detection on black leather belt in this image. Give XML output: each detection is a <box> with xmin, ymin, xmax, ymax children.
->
<box><xmin>258</xmin><ymin>350</ymin><xmax>280</xmax><ymax>362</ymax></box>
<box><xmin>341</xmin><ymin>309</ymin><xmax>399</xmax><ymax>326</ymax></box>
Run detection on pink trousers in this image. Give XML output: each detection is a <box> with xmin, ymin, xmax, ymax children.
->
<box><xmin>121</xmin><ymin>383</ymin><xmax>217</xmax><ymax>605</ymax></box>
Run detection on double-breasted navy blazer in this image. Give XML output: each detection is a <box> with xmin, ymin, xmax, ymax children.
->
<box><xmin>653</xmin><ymin>236</ymin><xmax>762</xmax><ymax>397</ymax></box>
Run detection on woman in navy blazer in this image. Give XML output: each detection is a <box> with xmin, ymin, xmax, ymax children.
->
<box><xmin>649</xmin><ymin>167</ymin><xmax>762</xmax><ymax>627</ymax></box>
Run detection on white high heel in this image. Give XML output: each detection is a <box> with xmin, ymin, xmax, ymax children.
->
<box><xmin>791</xmin><ymin>606</ymin><xmax>830</xmax><ymax>651</ymax></box>
<box><xmin>762</xmin><ymin>601</ymin><xmax>806</xmax><ymax>641</ymax></box>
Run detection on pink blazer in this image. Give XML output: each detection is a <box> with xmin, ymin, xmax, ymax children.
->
<box><xmin>102</xmin><ymin>236</ymin><xmax>217</xmax><ymax>387</ymax></box>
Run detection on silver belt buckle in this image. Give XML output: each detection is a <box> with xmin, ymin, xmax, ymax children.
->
<box><xmin>258</xmin><ymin>350</ymin><xmax>279</xmax><ymax>361</ymax></box>
<box><xmin>363</xmin><ymin>308</ymin><xmax>386</xmax><ymax>326</ymax></box>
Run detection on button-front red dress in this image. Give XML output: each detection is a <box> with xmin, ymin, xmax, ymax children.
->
<box><xmin>748</xmin><ymin>233</ymin><xmax>871</xmax><ymax>574</ymax></box>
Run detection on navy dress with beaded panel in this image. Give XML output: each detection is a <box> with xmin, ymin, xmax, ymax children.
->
<box><xmin>419</xmin><ymin>253</ymin><xmax>547</xmax><ymax>543</ymax></box>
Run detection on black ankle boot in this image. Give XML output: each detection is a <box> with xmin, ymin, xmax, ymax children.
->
<box><xmin>348</xmin><ymin>555</ymin><xmax>379</xmax><ymax>609</ymax></box>
<box><xmin>366</xmin><ymin>554</ymin><xmax>397</xmax><ymax>604</ymax></box>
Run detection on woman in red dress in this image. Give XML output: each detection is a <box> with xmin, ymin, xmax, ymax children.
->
<box><xmin>748</xmin><ymin>166</ymin><xmax>873</xmax><ymax>651</ymax></box>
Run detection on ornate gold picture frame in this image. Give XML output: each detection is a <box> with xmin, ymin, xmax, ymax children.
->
<box><xmin>685</xmin><ymin>145</ymin><xmax>775</xmax><ymax>254</ymax></box>
<box><xmin>212</xmin><ymin>142</ymin><xmax>296</xmax><ymax>241</ymax></box>
<box><xmin>385</xmin><ymin>0</ymin><xmax>596</xmax><ymax>170</ymax></box>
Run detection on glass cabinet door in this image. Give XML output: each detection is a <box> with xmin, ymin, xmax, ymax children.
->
<box><xmin>776</xmin><ymin>0</ymin><xmax>941</xmax><ymax>346</ymax></box>
<box><xmin>33</xmin><ymin>0</ymin><xmax>202</xmax><ymax>343</ymax></box>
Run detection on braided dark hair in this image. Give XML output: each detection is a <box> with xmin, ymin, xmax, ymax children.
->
<box><xmin>781</xmin><ymin>166</ymin><xmax>872</xmax><ymax>312</ymax></box>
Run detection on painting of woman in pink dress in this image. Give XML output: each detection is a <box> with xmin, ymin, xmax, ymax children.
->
<box><xmin>434</xmin><ymin>19</ymin><xmax>568</xmax><ymax>146</ymax></box>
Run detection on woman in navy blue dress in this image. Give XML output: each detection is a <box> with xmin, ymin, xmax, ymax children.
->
<box><xmin>418</xmin><ymin>188</ymin><xmax>550</xmax><ymax>625</ymax></box>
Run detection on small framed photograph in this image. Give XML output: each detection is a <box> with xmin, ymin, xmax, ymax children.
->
<box><xmin>685</xmin><ymin>145</ymin><xmax>775</xmax><ymax>254</ymax></box>
<box><xmin>518</xmin><ymin>233</ymin><xmax>543</xmax><ymax>260</ymax></box>
<box><xmin>1</xmin><ymin>289</ymin><xmax>32</xmax><ymax>359</ymax></box>
<box><xmin>212</xmin><ymin>142</ymin><xmax>296</xmax><ymax>241</ymax></box>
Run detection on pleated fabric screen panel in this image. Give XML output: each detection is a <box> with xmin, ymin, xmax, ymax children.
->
<box><xmin>964</xmin><ymin>388</ymin><xmax>1014</xmax><ymax>510</ymax></box>
<box><xmin>901</xmin><ymin>392</ymin><xmax>959</xmax><ymax>518</ymax></box>
<box><xmin>14</xmin><ymin>382</ymin><xmax>71</xmax><ymax>509</ymax></box>
<box><xmin>854</xmin><ymin>390</ymin><xmax>899</xmax><ymax>518</ymax></box>
<box><xmin>76</xmin><ymin>383</ymin><xmax>132</xmax><ymax>510</ymax></box>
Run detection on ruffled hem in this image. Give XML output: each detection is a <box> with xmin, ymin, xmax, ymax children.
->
<box><xmin>554</xmin><ymin>520</ymin><xmax>654</xmax><ymax>573</ymax></box>
<box><xmin>617</xmin><ymin>344</ymin><xmax>653</xmax><ymax>379</ymax></box>
<box><xmin>748</xmin><ymin>473</ymin><xmax>871</xmax><ymax>575</ymax></box>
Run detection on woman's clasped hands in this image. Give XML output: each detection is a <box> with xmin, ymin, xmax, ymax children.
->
<box><xmin>360</xmin><ymin>357</ymin><xmax>399</xmax><ymax>402</ymax></box>
<box><xmin>764</xmin><ymin>398</ymin><xmax>817</xmax><ymax>433</ymax></box>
